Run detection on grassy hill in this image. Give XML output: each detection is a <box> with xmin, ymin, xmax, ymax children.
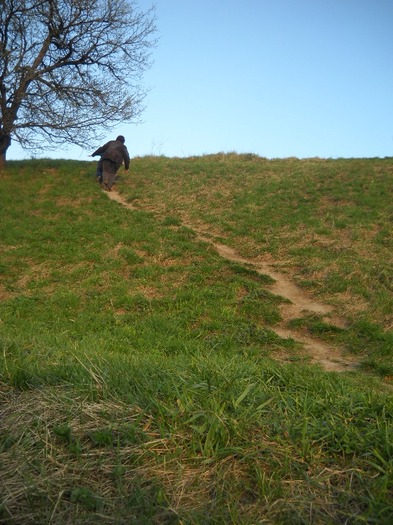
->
<box><xmin>0</xmin><ymin>156</ymin><xmax>392</xmax><ymax>524</ymax></box>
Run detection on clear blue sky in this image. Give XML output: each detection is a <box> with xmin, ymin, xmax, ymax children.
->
<box><xmin>8</xmin><ymin>0</ymin><xmax>393</xmax><ymax>160</ymax></box>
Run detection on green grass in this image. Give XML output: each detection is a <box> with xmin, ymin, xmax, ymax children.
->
<box><xmin>0</xmin><ymin>156</ymin><xmax>392</xmax><ymax>524</ymax></box>
<box><xmin>126</xmin><ymin>154</ymin><xmax>393</xmax><ymax>374</ymax></box>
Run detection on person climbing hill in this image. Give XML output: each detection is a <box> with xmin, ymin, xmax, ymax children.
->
<box><xmin>91</xmin><ymin>135</ymin><xmax>130</xmax><ymax>191</ymax></box>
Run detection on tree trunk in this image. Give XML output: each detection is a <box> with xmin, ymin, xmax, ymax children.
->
<box><xmin>0</xmin><ymin>134</ymin><xmax>11</xmax><ymax>170</ymax></box>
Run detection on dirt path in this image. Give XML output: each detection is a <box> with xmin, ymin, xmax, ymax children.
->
<box><xmin>105</xmin><ymin>189</ymin><xmax>358</xmax><ymax>372</ymax></box>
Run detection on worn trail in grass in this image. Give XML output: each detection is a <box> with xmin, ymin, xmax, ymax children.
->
<box><xmin>106</xmin><ymin>188</ymin><xmax>358</xmax><ymax>372</ymax></box>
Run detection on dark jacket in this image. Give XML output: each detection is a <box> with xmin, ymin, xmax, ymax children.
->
<box><xmin>92</xmin><ymin>139</ymin><xmax>130</xmax><ymax>170</ymax></box>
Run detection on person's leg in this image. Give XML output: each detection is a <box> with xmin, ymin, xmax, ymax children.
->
<box><xmin>108</xmin><ymin>171</ymin><xmax>117</xmax><ymax>189</ymax></box>
<box><xmin>96</xmin><ymin>159</ymin><xmax>103</xmax><ymax>183</ymax></box>
<box><xmin>106</xmin><ymin>162</ymin><xmax>117</xmax><ymax>190</ymax></box>
<box><xmin>101</xmin><ymin>160</ymin><xmax>117</xmax><ymax>191</ymax></box>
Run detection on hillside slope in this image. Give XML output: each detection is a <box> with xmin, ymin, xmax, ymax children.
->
<box><xmin>0</xmin><ymin>156</ymin><xmax>392</xmax><ymax>524</ymax></box>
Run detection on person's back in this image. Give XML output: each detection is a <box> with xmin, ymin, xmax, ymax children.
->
<box><xmin>93</xmin><ymin>136</ymin><xmax>130</xmax><ymax>170</ymax></box>
<box><xmin>100</xmin><ymin>139</ymin><xmax>130</xmax><ymax>170</ymax></box>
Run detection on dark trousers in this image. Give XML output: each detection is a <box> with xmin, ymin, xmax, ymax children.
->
<box><xmin>96</xmin><ymin>159</ymin><xmax>103</xmax><ymax>182</ymax></box>
<box><xmin>102</xmin><ymin>159</ymin><xmax>117</xmax><ymax>189</ymax></box>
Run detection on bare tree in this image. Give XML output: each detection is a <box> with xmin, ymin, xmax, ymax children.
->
<box><xmin>0</xmin><ymin>0</ymin><xmax>157</xmax><ymax>168</ymax></box>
